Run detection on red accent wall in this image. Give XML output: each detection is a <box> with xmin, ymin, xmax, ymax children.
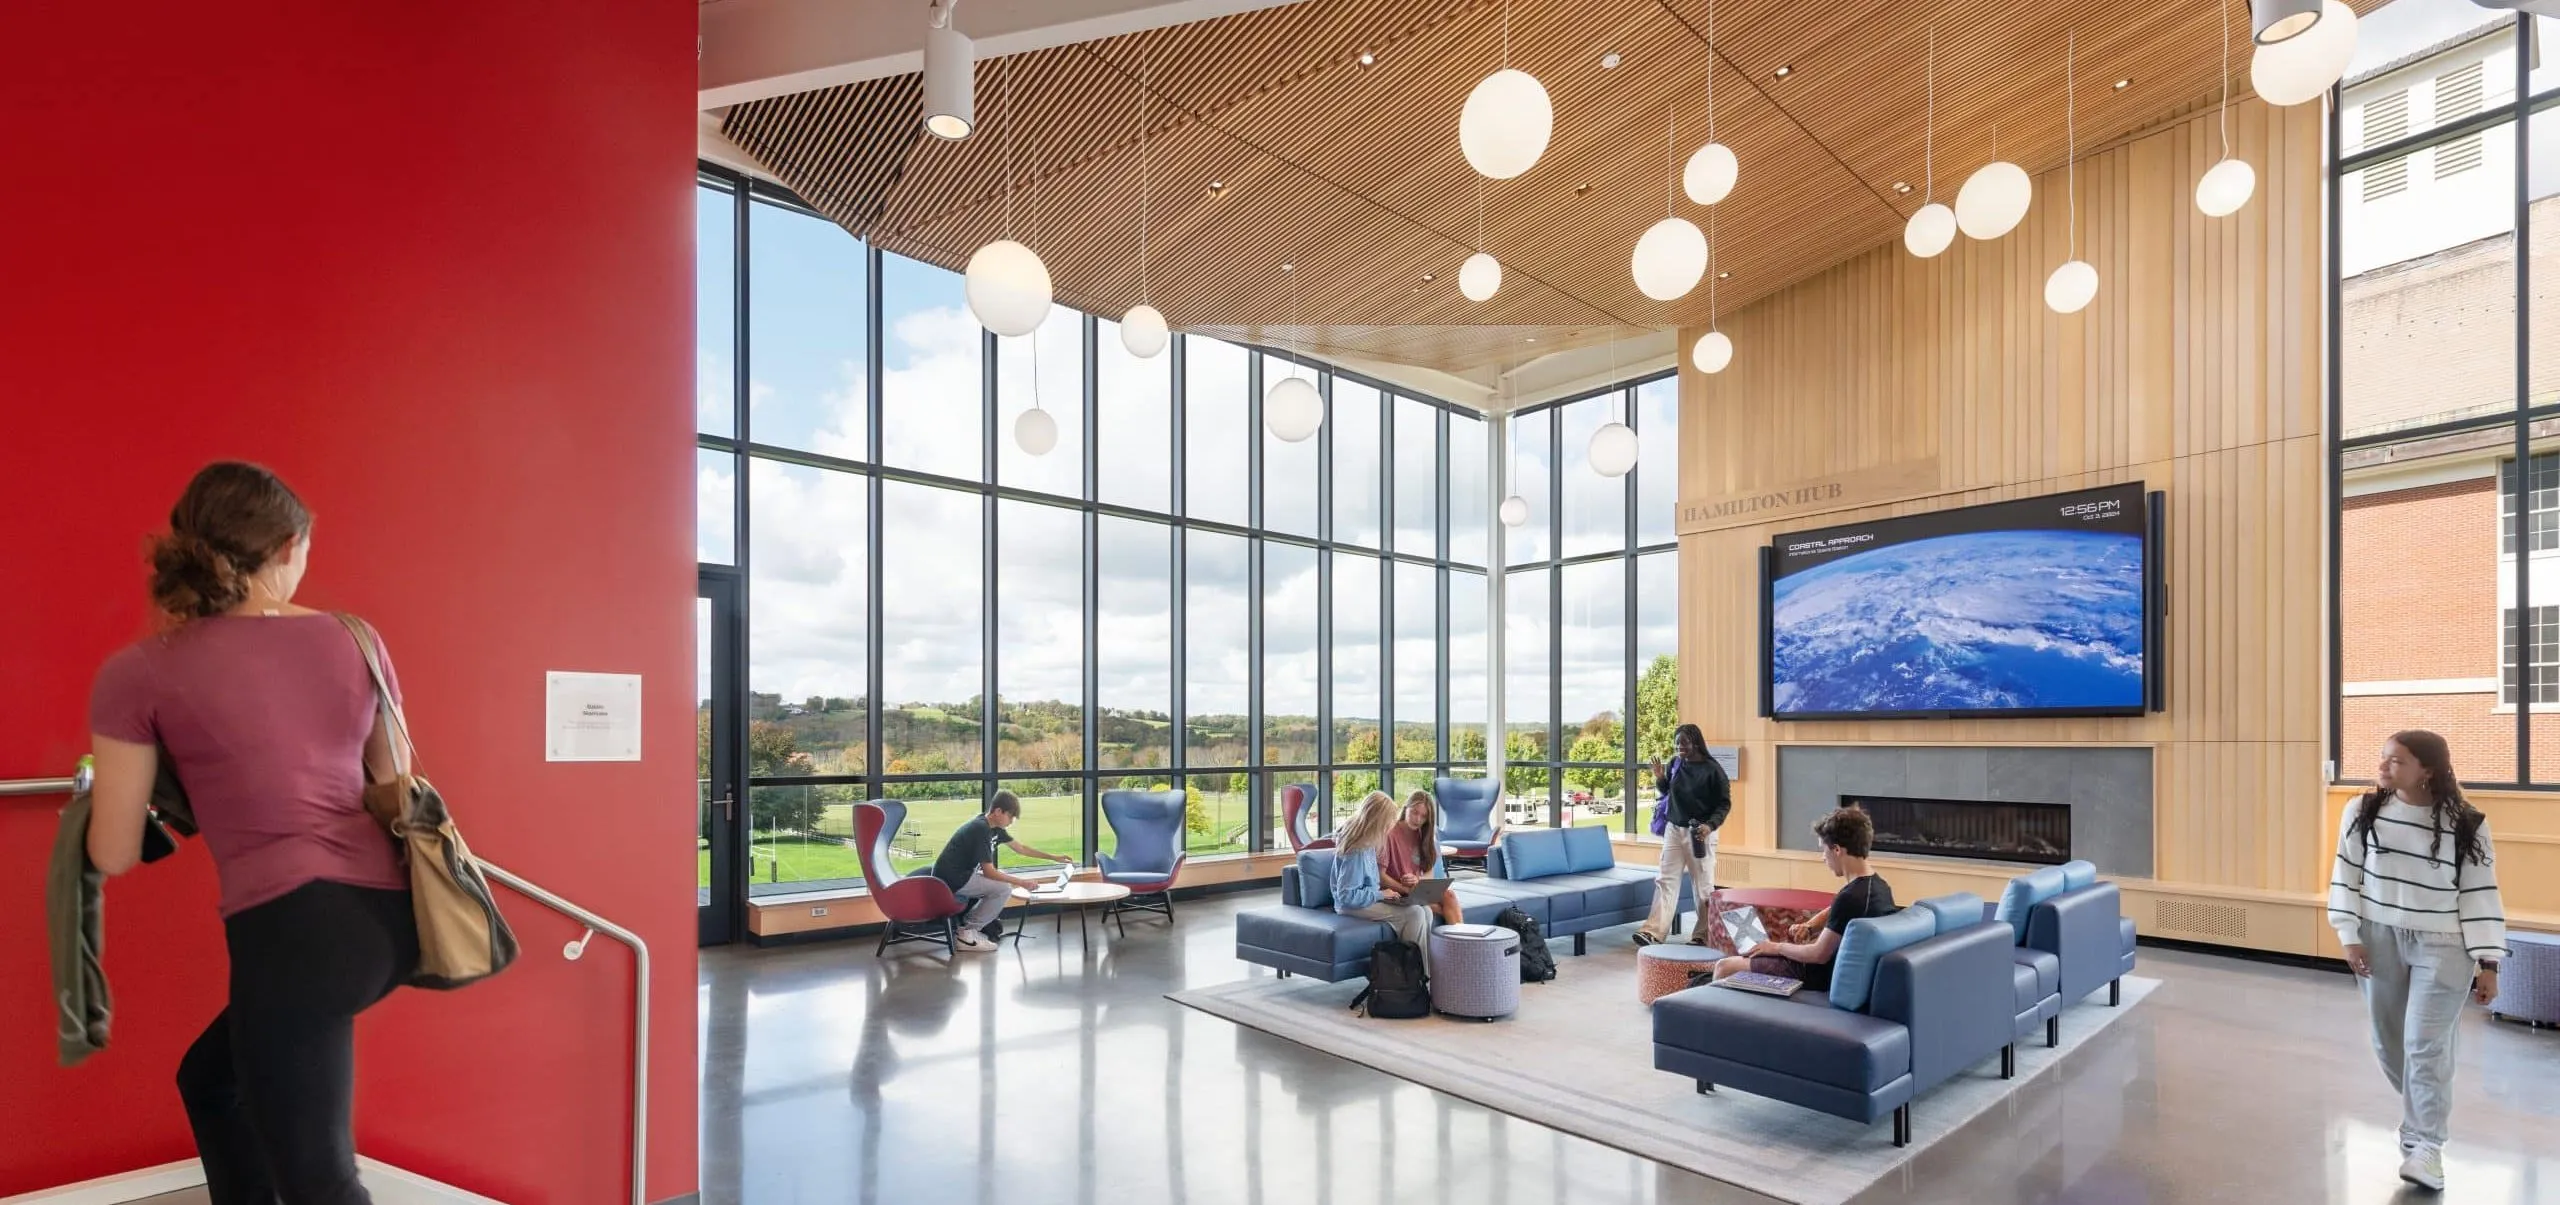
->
<box><xmin>0</xmin><ymin>2</ymin><xmax>698</xmax><ymax>1200</ymax></box>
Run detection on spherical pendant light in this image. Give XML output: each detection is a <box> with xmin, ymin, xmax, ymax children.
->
<box><xmin>1014</xmin><ymin>407</ymin><xmax>1058</xmax><ymax>456</ymax></box>
<box><xmin>1460</xmin><ymin>68</ymin><xmax>1553</xmax><ymax>180</ymax></box>
<box><xmin>1955</xmin><ymin>162</ymin><xmax>2032</xmax><ymax>240</ymax></box>
<box><xmin>1690</xmin><ymin>330</ymin><xmax>1734</xmax><ymax>374</ymax></box>
<box><xmin>1459</xmin><ymin>252</ymin><xmax>1503</xmax><ymax>302</ymax></box>
<box><xmin>2044</xmin><ymin>260</ymin><xmax>2099</xmax><ymax>314</ymax></box>
<box><xmin>2252</xmin><ymin>0</ymin><xmax>2358</xmax><ymax>107</ymax></box>
<box><xmin>1499</xmin><ymin>494</ymin><xmax>1530</xmax><ymax>527</ymax></box>
<box><xmin>1589</xmin><ymin>421</ymin><xmax>1638</xmax><ymax>477</ymax></box>
<box><xmin>964</xmin><ymin>239</ymin><xmax>1053</xmax><ymax>336</ymax></box>
<box><xmin>1265</xmin><ymin>374</ymin><xmax>1323</xmax><ymax>443</ymax></box>
<box><xmin>1120</xmin><ymin>304</ymin><xmax>1169</xmax><ymax>357</ymax></box>
<box><xmin>1631</xmin><ymin>217</ymin><xmax>1708</xmax><ymax>301</ymax></box>
<box><xmin>2196</xmin><ymin>158</ymin><xmax>2257</xmax><ymax>217</ymax></box>
<box><xmin>1683</xmin><ymin>142</ymin><xmax>1739</xmax><ymax>206</ymax></box>
<box><xmin>1904</xmin><ymin>203</ymin><xmax>1958</xmax><ymax>258</ymax></box>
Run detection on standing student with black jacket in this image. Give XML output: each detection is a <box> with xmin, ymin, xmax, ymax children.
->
<box><xmin>1635</xmin><ymin>723</ymin><xmax>1730</xmax><ymax>946</ymax></box>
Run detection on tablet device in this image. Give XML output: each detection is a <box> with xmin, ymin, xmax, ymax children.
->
<box><xmin>1403</xmin><ymin>877</ymin><xmax>1454</xmax><ymax>907</ymax></box>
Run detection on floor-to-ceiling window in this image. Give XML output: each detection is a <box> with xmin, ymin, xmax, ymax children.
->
<box><xmin>697</xmin><ymin>166</ymin><xmax>1500</xmax><ymax>899</ymax></box>
<box><xmin>1501</xmin><ymin>373</ymin><xmax>1681</xmax><ymax>832</ymax></box>
<box><xmin>2331</xmin><ymin>2</ymin><xmax>2560</xmax><ymax>787</ymax></box>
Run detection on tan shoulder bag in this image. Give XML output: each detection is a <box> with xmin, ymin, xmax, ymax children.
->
<box><xmin>336</xmin><ymin>613</ymin><xmax>519</xmax><ymax>989</ymax></box>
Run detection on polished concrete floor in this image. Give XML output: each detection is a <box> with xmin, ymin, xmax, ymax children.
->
<box><xmin>701</xmin><ymin>892</ymin><xmax>2560</xmax><ymax>1205</ymax></box>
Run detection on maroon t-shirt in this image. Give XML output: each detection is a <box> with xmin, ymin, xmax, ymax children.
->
<box><xmin>89</xmin><ymin>614</ymin><xmax>408</xmax><ymax>916</ymax></box>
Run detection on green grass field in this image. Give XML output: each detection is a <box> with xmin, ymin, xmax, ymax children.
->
<box><xmin>698</xmin><ymin>791</ymin><xmax>1253</xmax><ymax>890</ymax></box>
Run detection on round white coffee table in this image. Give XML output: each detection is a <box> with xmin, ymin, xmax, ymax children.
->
<box><xmin>1010</xmin><ymin>881</ymin><xmax>1132</xmax><ymax>951</ymax></box>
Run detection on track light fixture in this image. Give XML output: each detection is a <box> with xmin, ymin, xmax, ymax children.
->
<box><xmin>922</xmin><ymin>0</ymin><xmax>974</xmax><ymax>141</ymax></box>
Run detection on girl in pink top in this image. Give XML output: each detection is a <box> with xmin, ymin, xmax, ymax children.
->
<box><xmin>87</xmin><ymin>462</ymin><xmax>415</xmax><ymax>1205</ymax></box>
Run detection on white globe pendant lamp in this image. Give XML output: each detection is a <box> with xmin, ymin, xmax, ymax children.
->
<box><xmin>966</xmin><ymin>238</ymin><xmax>1053</xmax><ymax>337</ymax></box>
<box><xmin>1905</xmin><ymin>30</ymin><xmax>1957</xmax><ymax>259</ymax></box>
<box><xmin>1684</xmin><ymin>0</ymin><xmax>1738</xmax><ymax>206</ymax></box>
<box><xmin>1956</xmin><ymin>159</ymin><xmax>2031</xmax><ymax>240</ymax></box>
<box><xmin>1499</xmin><ymin>494</ymin><xmax>1530</xmax><ymax>527</ymax></box>
<box><xmin>1120</xmin><ymin>304</ymin><xmax>1170</xmax><ymax>356</ymax></box>
<box><xmin>1264</xmin><ymin>264</ymin><xmax>1322</xmax><ymax>443</ymax></box>
<box><xmin>2197</xmin><ymin>9</ymin><xmax>2257</xmax><ymax>218</ymax></box>
<box><xmin>966</xmin><ymin>60</ymin><xmax>1053</xmax><ymax>336</ymax></box>
<box><xmin>2252</xmin><ymin>0</ymin><xmax>2357</xmax><ymax>107</ymax></box>
<box><xmin>1589</xmin><ymin>420</ymin><xmax>1638</xmax><ymax>477</ymax></box>
<box><xmin>1691</xmin><ymin>329</ymin><xmax>1734</xmax><ymax>374</ymax></box>
<box><xmin>1265</xmin><ymin>374</ymin><xmax>1323</xmax><ymax>443</ymax></box>
<box><xmin>1632</xmin><ymin>113</ymin><xmax>1708</xmax><ymax>301</ymax></box>
<box><xmin>1460</xmin><ymin>3</ymin><xmax>1551</xmax><ymax>179</ymax></box>
<box><xmin>2046</xmin><ymin>32</ymin><xmax>2099</xmax><ymax>317</ymax></box>
<box><xmin>1118</xmin><ymin>67</ymin><xmax>1171</xmax><ymax>358</ymax></box>
<box><xmin>1460</xmin><ymin>252</ymin><xmax>1503</xmax><ymax>301</ymax></box>
<box><xmin>1498</xmin><ymin>361</ymin><xmax>1530</xmax><ymax>527</ymax></box>
<box><xmin>1014</xmin><ymin>405</ymin><xmax>1059</xmax><ymax>456</ymax></box>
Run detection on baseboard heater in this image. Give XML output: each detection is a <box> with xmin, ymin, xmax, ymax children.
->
<box><xmin>1</xmin><ymin>1157</ymin><xmax>504</xmax><ymax>1205</ymax></box>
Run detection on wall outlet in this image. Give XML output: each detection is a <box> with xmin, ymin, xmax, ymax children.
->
<box><xmin>810</xmin><ymin>907</ymin><xmax>829</xmax><ymax>918</ymax></box>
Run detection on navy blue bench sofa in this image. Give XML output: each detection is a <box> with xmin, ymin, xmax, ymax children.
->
<box><xmin>1235</xmin><ymin>825</ymin><xmax>1689</xmax><ymax>981</ymax></box>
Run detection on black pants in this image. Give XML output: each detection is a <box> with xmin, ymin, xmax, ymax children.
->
<box><xmin>178</xmin><ymin>880</ymin><xmax>417</xmax><ymax>1205</ymax></box>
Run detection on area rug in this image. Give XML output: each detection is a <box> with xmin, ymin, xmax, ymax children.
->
<box><xmin>1173</xmin><ymin>940</ymin><xmax>2158</xmax><ymax>1205</ymax></box>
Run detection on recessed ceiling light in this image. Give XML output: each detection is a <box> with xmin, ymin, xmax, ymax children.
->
<box><xmin>1600</xmin><ymin>51</ymin><xmax>1622</xmax><ymax>69</ymax></box>
<box><xmin>1717</xmin><ymin>271</ymin><xmax>1731</xmax><ymax>279</ymax></box>
<box><xmin>1525</xmin><ymin>336</ymin><xmax>1538</xmax><ymax>343</ymax></box>
<box><xmin>1773</xmin><ymin>65</ymin><xmax>1792</xmax><ymax>78</ymax></box>
<box><xmin>2114</xmin><ymin>77</ymin><xmax>2132</xmax><ymax>90</ymax></box>
<box><xmin>1281</xmin><ymin>263</ymin><xmax>1294</xmax><ymax>272</ymax></box>
<box><xmin>1207</xmin><ymin>180</ymin><xmax>1226</xmax><ymax>194</ymax></box>
<box><xmin>1574</xmin><ymin>183</ymin><xmax>1591</xmax><ymax>195</ymax></box>
<box><xmin>1892</xmin><ymin>180</ymin><xmax>1911</xmax><ymax>193</ymax></box>
<box><xmin>1422</xmin><ymin>272</ymin><xmax>1437</xmax><ymax>282</ymax></box>
<box><xmin>1359</xmin><ymin>51</ymin><xmax>1375</xmax><ymax>66</ymax></box>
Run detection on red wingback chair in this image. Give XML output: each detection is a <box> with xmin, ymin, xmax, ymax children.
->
<box><xmin>1282</xmin><ymin>783</ymin><xmax>1333</xmax><ymax>852</ymax></box>
<box><xmin>854</xmin><ymin>800</ymin><xmax>967</xmax><ymax>957</ymax></box>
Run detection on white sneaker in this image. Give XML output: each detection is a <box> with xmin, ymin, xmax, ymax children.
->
<box><xmin>2399</xmin><ymin>1143</ymin><xmax>2444</xmax><ymax>1192</ymax></box>
<box><xmin>955</xmin><ymin>931</ymin><xmax>995</xmax><ymax>953</ymax></box>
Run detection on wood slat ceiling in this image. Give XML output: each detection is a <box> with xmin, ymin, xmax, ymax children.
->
<box><xmin>721</xmin><ymin>0</ymin><xmax>2372</xmax><ymax>384</ymax></box>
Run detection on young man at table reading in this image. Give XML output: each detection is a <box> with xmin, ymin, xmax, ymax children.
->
<box><xmin>1710</xmin><ymin>806</ymin><xmax>1897</xmax><ymax>990</ymax></box>
<box><xmin>932</xmin><ymin>791</ymin><xmax>1074</xmax><ymax>952</ymax></box>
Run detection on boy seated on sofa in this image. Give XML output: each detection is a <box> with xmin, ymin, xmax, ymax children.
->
<box><xmin>1711</xmin><ymin>806</ymin><xmax>1897</xmax><ymax>991</ymax></box>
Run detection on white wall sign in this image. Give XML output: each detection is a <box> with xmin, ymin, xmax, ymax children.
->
<box><xmin>1707</xmin><ymin>746</ymin><xmax>1742</xmax><ymax>781</ymax></box>
<box><xmin>546</xmin><ymin>672</ymin><xmax>642</xmax><ymax>762</ymax></box>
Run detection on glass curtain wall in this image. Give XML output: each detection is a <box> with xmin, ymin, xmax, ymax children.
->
<box><xmin>2331</xmin><ymin>3</ymin><xmax>2560</xmax><ymax>786</ymax></box>
<box><xmin>697</xmin><ymin>165</ymin><xmax>1499</xmax><ymax>897</ymax></box>
<box><xmin>1501</xmin><ymin>373</ymin><xmax>1682</xmax><ymax>831</ymax></box>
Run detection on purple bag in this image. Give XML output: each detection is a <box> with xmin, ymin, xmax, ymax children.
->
<box><xmin>1650</xmin><ymin>756</ymin><xmax>1680</xmax><ymax>837</ymax></box>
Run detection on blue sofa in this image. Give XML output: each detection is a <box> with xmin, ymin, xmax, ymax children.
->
<box><xmin>1233</xmin><ymin>826</ymin><xmax>1687</xmax><ymax>981</ymax></box>
<box><xmin>1650</xmin><ymin>893</ymin><xmax>2020</xmax><ymax>1146</ymax></box>
<box><xmin>1997</xmin><ymin>860</ymin><xmax>2137</xmax><ymax>1008</ymax></box>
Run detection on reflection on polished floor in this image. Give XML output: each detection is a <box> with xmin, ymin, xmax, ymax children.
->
<box><xmin>699</xmin><ymin>892</ymin><xmax>2559</xmax><ymax>1205</ymax></box>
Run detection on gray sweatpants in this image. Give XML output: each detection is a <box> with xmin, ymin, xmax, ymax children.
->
<box><xmin>957</xmin><ymin>871</ymin><xmax>1012</xmax><ymax>933</ymax></box>
<box><xmin>1342</xmin><ymin>901</ymin><xmax>1432</xmax><ymax>974</ymax></box>
<box><xmin>2358</xmin><ymin>921</ymin><xmax>2473</xmax><ymax>1148</ymax></box>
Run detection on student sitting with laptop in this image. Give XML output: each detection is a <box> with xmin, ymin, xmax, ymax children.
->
<box><xmin>1710</xmin><ymin>806</ymin><xmax>1897</xmax><ymax>992</ymax></box>
<box><xmin>1385</xmin><ymin>789</ymin><xmax>1464</xmax><ymax>926</ymax></box>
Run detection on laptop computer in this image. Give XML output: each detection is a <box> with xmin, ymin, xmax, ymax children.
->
<box><xmin>1403</xmin><ymin>877</ymin><xmax>1455</xmax><ymax>907</ymax></box>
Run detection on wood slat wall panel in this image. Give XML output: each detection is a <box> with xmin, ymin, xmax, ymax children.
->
<box><xmin>1676</xmin><ymin>98</ymin><xmax>2328</xmax><ymax>900</ymax></box>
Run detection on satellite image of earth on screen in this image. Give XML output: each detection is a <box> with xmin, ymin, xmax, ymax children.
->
<box><xmin>1770</xmin><ymin>528</ymin><xmax>2145</xmax><ymax>716</ymax></box>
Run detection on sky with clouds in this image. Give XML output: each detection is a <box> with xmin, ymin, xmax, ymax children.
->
<box><xmin>697</xmin><ymin>190</ymin><xmax>1676</xmax><ymax>758</ymax></box>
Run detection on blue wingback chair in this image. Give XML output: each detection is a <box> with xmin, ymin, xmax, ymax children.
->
<box><xmin>1099</xmin><ymin>788</ymin><xmax>1187</xmax><ymax>931</ymax></box>
<box><xmin>1433</xmin><ymin>775</ymin><xmax>1501</xmax><ymax>866</ymax></box>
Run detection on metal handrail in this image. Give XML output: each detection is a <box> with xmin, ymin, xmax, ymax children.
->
<box><xmin>475</xmin><ymin>862</ymin><xmax>651</xmax><ymax>1205</ymax></box>
<box><xmin>2</xmin><ymin>768</ymin><xmax>650</xmax><ymax>1205</ymax></box>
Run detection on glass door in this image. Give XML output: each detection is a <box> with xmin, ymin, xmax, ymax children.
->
<box><xmin>699</xmin><ymin>573</ymin><xmax>744</xmax><ymax>945</ymax></box>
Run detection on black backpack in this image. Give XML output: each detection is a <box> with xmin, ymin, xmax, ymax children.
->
<box><xmin>1348</xmin><ymin>939</ymin><xmax>1431</xmax><ymax>1018</ymax></box>
<box><xmin>1493</xmin><ymin>907</ymin><xmax>1557</xmax><ymax>983</ymax></box>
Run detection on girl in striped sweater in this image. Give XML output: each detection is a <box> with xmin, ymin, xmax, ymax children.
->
<box><xmin>2328</xmin><ymin>730</ymin><xmax>2507</xmax><ymax>1194</ymax></box>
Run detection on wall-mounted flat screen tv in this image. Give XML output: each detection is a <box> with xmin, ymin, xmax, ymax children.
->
<box><xmin>1760</xmin><ymin>482</ymin><xmax>2162</xmax><ymax>721</ymax></box>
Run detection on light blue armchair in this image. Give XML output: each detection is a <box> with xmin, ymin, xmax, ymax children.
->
<box><xmin>1433</xmin><ymin>775</ymin><xmax>1502</xmax><ymax>867</ymax></box>
<box><xmin>1099</xmin><ymin>788</ymin><xmax>1188</xmax><ymax>933</ymax></box>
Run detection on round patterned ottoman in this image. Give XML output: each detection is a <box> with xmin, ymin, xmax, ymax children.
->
<box><xmin>2488</xmin><ymin>931</ymin><xmax>2560</xmax><ymax>1029</ymax></box>
<box><xmin>1636</xmin><ymin>943</ymin><xmax>1726</xmax><ymax>1005</ymax></box>
<box><xmin>1429</xmin><ymin>924</ymin><xmax>1521</xmax><ymax>1020</ymax></box>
